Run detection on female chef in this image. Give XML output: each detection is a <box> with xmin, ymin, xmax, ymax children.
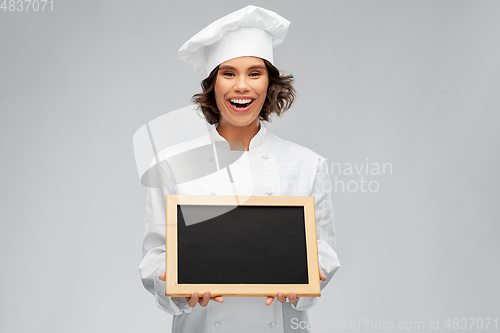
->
<box><xmin>139</xmin><ymin>5</ymin><xmax>340</xmax><ymax>333</ymax></box>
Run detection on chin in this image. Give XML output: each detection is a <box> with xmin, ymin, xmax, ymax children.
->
<box><xmin>226</xmin><ymin>115</ymin><xmax>260</xmax><ymax>127</ymax></box>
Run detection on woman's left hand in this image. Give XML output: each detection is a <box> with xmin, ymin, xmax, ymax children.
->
<box><xmin>265</xmin><ymin>269</ymin><xmax>327</xmax><ymax>306</ymax></box>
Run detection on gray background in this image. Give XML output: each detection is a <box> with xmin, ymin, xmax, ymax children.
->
<box><xmin>1</xmin><ymin>0</ymin><xmax>499</xmax><ymax>332</ymax></box>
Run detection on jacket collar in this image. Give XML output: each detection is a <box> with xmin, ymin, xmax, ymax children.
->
<box><xmin>210</xmin><ymin>122</ymin><xmax>267</xmax><ymax>151</ymax></box>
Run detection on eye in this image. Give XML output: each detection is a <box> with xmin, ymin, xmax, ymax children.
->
<box><xmin>249</xmin><ymin>72</ymin><xmax>261</xmax><ymax>77</ymax></box>
<box><xmin>222</xmin><ymin>72</ymin><xmax>235</xmax><ymax>77</ymax></box>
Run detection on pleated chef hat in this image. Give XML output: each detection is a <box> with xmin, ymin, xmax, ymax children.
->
<box><xmin>178</xmin><ymin>5</ymin><xmax>290</xmax><ymax>76</ymax></box>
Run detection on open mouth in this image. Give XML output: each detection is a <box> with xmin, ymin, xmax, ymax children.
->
<box><xmin>229</xmin><ymin>98</ymin><xmax>254</xmax><ymax>109</ymax></box>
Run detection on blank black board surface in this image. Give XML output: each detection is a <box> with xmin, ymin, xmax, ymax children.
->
<box><xmin>165</xmin><ymin>195</ymin><xmax>320</xmax><ymax>297</ymax></box>
<box><xmin>177</xmin><ymin>205</ymin><xmax>308</xmax><ymax>284</ymax></box>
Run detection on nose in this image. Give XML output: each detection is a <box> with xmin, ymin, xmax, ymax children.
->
<box><xmin>234</xmin><ymin>76</ymin><xmax>250</xmax><ymax>92</ymax></box>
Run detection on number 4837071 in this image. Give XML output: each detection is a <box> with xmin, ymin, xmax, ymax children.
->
<box><xmin>1</xmin><ymin>0</ymin><xmax>54</xmax><ymax>11</ymax></box>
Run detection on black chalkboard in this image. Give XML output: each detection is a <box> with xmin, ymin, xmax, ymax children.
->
<box><xmin>165</xmin><ymin>195</ymin><xmax>320</xmax><ymax>297</ymax></box>
<box><xmin>177</xmin><ymin>205</ymin><xmax>308</xmax><ymax>284</ymax></box>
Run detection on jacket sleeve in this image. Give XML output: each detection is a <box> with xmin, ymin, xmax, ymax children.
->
<box><xmin>291</xmin><ymin>156</ymin><xmax>340</xmax><ymax>311</ymax></box>
<box><xmin>138</xmin><ymin>172</ymin><xmax>193</xmax><ymax>315</ymax></box>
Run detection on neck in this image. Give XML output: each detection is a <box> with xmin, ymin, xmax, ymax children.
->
<box><xmin>216</xmin><ymin>119</ymin><xmax>260</xmax><ymax>151</ymax></box>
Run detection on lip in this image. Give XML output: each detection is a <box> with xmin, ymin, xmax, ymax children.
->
<box><xmin>226</xmin><ymin>97</ymin><xmax>256</xmax><ymax>113</ymax></box>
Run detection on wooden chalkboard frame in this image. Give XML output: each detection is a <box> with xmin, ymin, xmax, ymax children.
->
<box><xmin>165</xmin><ymin>195</ymin><xmax>320</xmax><ymax>297</ymax></box>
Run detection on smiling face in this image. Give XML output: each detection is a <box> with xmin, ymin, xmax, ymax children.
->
<box><xmin>214</xmin><ymin>56</ymin><xmax>269</xmax><ymax>129</ymax></box>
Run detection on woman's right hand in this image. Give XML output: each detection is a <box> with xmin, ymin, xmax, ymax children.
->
<box><xmin>159</xmin><ymin>273</ymin><xmax>224</xmax><ymax>307</ymax></box>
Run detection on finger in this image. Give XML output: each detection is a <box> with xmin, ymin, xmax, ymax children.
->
<box><xmin>289</xmin><ymin>292</ymin><xmax>298</xmax><ymax>305</ymax></box>
<box><xmin>159</xmin><ymin>273</ymin><xmax>166</xmax><ymax>281</ymax></box>
<box><xmin>265</xmin><ymin>296</ymin><xmax>274</xmax><ymax>306</ymax></box>
<box><xmin>212</xmin><ymin>296</ymin><xmax>224</xmax><ymax>303</ymax></box>
<box><xmin>199</xmin><ymin>291</ymin><xmax>210</xmax><ymax>307</ymax></box>
<box><xmin>319</xmin><ymin>269</ymin><xmax>327</xmax><ymax>281</ymax></box>
<box><xmin>277</xmin><ymin>292</ymin><xmax>287</xmax><ymax>303</ymax></box>
<box><xmin>187</xmin><ymin>292</ymin><xmax>199</xmax><ymax>307</ymax></box>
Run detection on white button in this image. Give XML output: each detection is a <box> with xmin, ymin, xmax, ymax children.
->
<box><xmin>211</xmin><ymin>191</ymin><xmax>216</xmax><ymax>195</ymax></box>
<box><xmin>265</xmin><ymin>190</ymin><xmax>273</xmax><ymax>196</ymax></box>
<box><xmin>208</xmin><ymin>156</ymin><xmax>214</xmax><ymax>161</ymax></box>
<box><xmin>214</xmin><ymin>322</ymin><xmax>220</xmax><ymax>328</ymax></box>
<box><xmin>269</xmin><ymin>321</ymin><xmax>276</xmax><ymax>327</ymax></box>
<box><xmin>262</xmin><ymin>154</ymin><xmax>269</xmax><ymax>159</ymax></box>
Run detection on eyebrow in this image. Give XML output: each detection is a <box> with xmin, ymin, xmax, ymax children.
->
<box><xmin>219</xmin><ymin>65</ymin><xmax>267</xmax><ymax>71</ymax></box>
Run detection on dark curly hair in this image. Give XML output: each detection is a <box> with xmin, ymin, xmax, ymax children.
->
<box><xmin>192</xmin><ymin>59</ymin><xmax>296</xmax><ymax>125</ymax></box>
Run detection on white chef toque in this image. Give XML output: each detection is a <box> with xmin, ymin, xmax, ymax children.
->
<box><xmin>178</xmin><ymin>5</ymin><xmax>290</xmax><ymax>76</ymax></box>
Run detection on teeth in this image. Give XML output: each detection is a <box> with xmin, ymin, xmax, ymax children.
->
<box><xmin>230</xmin><ymin>98</ymin><xmax>252</xmax><ymax>104</ymax></box>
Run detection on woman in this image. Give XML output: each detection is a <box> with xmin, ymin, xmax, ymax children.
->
<box><xmin>139</xmin><ymin>5</ymin><xmax>340</xmax><ymax>332</ymax></box>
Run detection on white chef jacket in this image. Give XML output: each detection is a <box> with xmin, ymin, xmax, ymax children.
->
<box><xmin>139</xmin><ymin>122</ymin><xmax>340</xmax><ymax>333</ymax></box>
